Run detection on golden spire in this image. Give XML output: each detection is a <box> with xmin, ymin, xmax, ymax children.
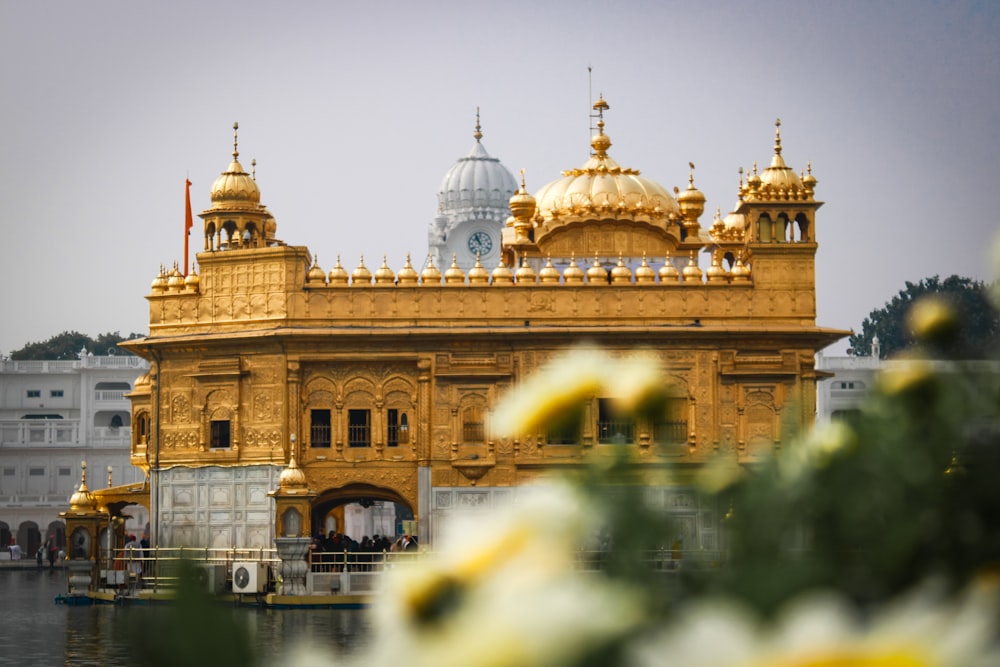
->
<box><xmin>590</xmin><ymin>95</ymin><xmax>611</xmax><ymax>157</ymax></box>
<box><xmin>232</xmin><ymin>121</ymin><xmax>240</xmax><ymax>160</ymax></box>
<box><xmin>773</xmin><ymin>118</ymin><xmax>782</xmax><ymax>156</ymax></box>
<box><xmin>474</xmin><ymin>107</ymin><xmax>482</xmax><ymax>143</ymax></box>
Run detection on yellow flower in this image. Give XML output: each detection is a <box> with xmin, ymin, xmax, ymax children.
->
<box><xmin>906</xmin><ymin>295</ymin><xmax>960</xmax><ymax>348</ymax></box>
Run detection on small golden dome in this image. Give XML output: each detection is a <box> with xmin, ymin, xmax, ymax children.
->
<box><xmin>508</xmin><ymin>169</ymin><xmax>537</xmax><ymax>222</ymax></box>
<box><xmin>397</xmin><ymin>254</ymin><xmax>419</xmax><ymax>285</ymax></box>
<box><xmin>467</xmin><ymin>255</ymin><xmax>490</xmax><ymax>284</ymax></box>
<box><xmin>420</xmin><ymin>256</ymin><xmax>442</xmax><ymax>286</ymax></box>
<box><xmin>802</xmin><ymin>161</ymin><xmax>818</xmax><ymax>191</ymax></box>
<box><xmin>677</xmin><ymin>166</ymin><xmax>706</xmax><ymax>220</ymax></box>
<box><xmin>563</xmin><ymin>255</ymin><xmax>585</xmax><ymax>284</ymax></box>
<box><xmin>611</xmin><ymin>255</ymin><xmax>632</xmax><ymax>284</ymax></box>
<box><xmin>184</xmin><ymin>264</ymin><xmax>200</xmax><ymax>292</ymax></box>
<box><xmin>682</xmin><ymin>252</ymin><xmax>703</xmax><ymax>283</ymax></box>
<box><xmin>69</xmin><ymin>462</ymin><xmax>97</xmax><ymax>511</ymax></box>
<box><xmin>351</xmin><ymin>256</ymin><xmax>372</xmax><ymax>285</ymax></box>
<box><xmin>539</xmin><ymin>256</ymin><xmax>561</xmax><ymax>284</ymax></box>
<box><xmin>586</xmin><ymin>255</ymin><xmax>608</xmax><ymax>285</ymax></box>
<box><xmin>635</xmin><ymin>255</ymin><xmax>656</xmax><ymax>284</ymax></box>
<box><xmin>445</xmin><ymin>254</ymin><xmax>466</xmax><ymax>285</ymax></box>
<box><xmin>278</xmin><ymin>452</ymin><xmax>307</xmax><ymax>489</ymax></box>
<box><xmin>374</xmin><ymin>256</ymin><xmax>396</xmax><ymax>286</ymax></box>
<box><xmin>328</xmin><ymin>255</ymin><xmax>349</xmax><ymax>285</ymax></box>
<box><xmin>731</xmin><ymin>255</ymin><xmax>751</xmax><ymax>282</ymax></box>
<box><xmin>706</xmin><ymin>256</ymin><xmax>728</xmax><ymax>283</ymax></box>
<box><xmin>167</xmin><ymin>264</ymin><xmax>185</xmax><ymax>291</ymax></box>
<box><xmin>134</xmin><ymin>372</ymin><xmax>151</xmax><ymax>388</ymax></box>
<box><xmin>658</xmin><ymin>252</ymin><xmax>680</xmax><ymax>284</ymax></box>
<box><xmin>151</xmin><ymin>265</ymin><xmax>168</xmax><ymax>292</ymax></box>
<box><xmin>491</xmin><ymin>259</ymin><xmax>514</xmax><ymax>285</ymax></box>
<box><xmin>307</xmin><ymin>255</ymin><xmax>326</xmax><ymax>285</ymax></box>
<box><xmin>209</xmin><ymin>123</ymin><xmax>261</xmax><ymax>209</ymax></box>
<box><xmin>515</xmin><ymin>257</ymin><xmax>537</xmax><ymax>285</ymax></box>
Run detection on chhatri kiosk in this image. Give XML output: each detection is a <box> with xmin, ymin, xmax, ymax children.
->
<box><xmin>96</xmin><ymin>99</ymin><xmax>844</xmax><ymax>595</ymax></box>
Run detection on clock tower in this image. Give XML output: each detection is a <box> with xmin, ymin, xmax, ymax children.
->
<box><xmin>427</xmin><ymin>110</ymin><xmax>517</xmax><ymax>272</ymax></box>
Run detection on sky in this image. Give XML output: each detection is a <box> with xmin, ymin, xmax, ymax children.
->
<box><xmin>2</xmin><ymin>0</ymin><xmax>998</xmax><ymax>356</ymax></box>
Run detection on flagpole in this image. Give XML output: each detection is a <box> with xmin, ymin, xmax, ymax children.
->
<box><xmin>184</xmin><ymin>178</ymin><xmax>193</xmax><ymax>276</ymax></box>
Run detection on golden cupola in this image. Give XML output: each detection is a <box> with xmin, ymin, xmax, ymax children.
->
<box><xmin>200</xmin><ymin>122</ymin><xmax>279</xmax><ymax>251</ymax></box>
<box><xmin>527</xmin><ymin>97</ymin><xmax>683</xmax><ymax>259</ymax></box>
<box><xmin>209</xmin><ymin>122</ymin><xmax>261</xmax><ymax>210</ymax></box>
<box><xmin>750</xmin><ymin>119</ymin><xmax>807</xmax><ymax>200</ymax></box>
<box><xmin>68</xmin><ymin>462</ymin><xmax>97</xmax><ymax>511</ymax></box>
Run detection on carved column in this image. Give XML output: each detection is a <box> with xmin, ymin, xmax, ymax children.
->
<box><xmin>273</xmin><ymin>537</ymin><xmax>311</xmax><ymax>596</ymax></box>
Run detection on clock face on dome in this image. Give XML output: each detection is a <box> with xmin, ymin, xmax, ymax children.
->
<box><xmin>467</xmin><ymin>231</ymin><xmax>493</xmax><ymax>255</ymax></box>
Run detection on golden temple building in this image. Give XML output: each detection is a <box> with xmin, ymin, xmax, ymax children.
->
<box><xmin>118</xmin><ymin>100</ymin><xmax>847</xmax><ymax>552</ymax></box>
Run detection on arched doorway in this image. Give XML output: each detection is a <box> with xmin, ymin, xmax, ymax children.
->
<box><xmin>311</xmin><ymin>483</ymin><xmax>413</xmax><ymax>547</ymax></box>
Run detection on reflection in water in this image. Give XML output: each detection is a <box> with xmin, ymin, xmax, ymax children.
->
<box><xmin>0</xmin><ymin>570</ymin><xmax>370</xmax><ymax>667</ymax></box>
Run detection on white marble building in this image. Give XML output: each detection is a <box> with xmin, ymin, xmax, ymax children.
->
<box><xmin>0</xmin><ymin>351</ymin><xmax>149</xmax><ymax>556</ymax></box>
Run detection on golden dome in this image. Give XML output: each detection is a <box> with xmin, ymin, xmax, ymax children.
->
<box><xmin>611</xmin><ymin>255</ymin><xmax>632</xmax><ymax>284</ymax></box>
<box><xmin>351</xmin><ymin>256</ymin><xmax>372</xmax><ymax>285</ymax></box>
<box><xmin>586</xmin><ymin>255</ymin><xmax>608</xmax><ymax>285</ymax></box>
<box><xmin>374</xmin><ymin>256</ymin><xmax>396</xmax><ymax>286</ymax></box>
<box><xmin>468</xmin><ymin>255</ymin><xmax>490</xmax><ymax>284</ymax></box>
<box><xmin>307</xmin><ymin>255</ymin><xmax>326</xmax><ymax>285</ymax></box>
<box><xmin>134</xmin><ymin>372</ymin><xmax>151</xmax><ymax>388</ymax></box>
<box><xmin>491</xmin><ymin>259</ymin><xmax>514</xmax><ymax>285</ymax></box>
<box><xmin>539</xmin><ymin>256</ymin><xmax>561</xmax><ymax>284</ymax></box>
<box><xmin>658</xmin><ymin>252</ymin><xmax>680</xmax><ymax>284</ymax></box>
<box><xmin>166</xmin><ymin>264</ymin><xmax>185</xmax><ymax>291</ymax></box>
<box><xmin>706</xmin><ymin>256</ymin><xmax>728</xmax><ymax>283</ymax></box>
<box><xmin>328</xmin><ymin>255</ymin><xmax>349</xmax><ymax>285</ymax></box>
<box><xmin>635</xmin><ymin>255</ymin><xmax>656</xmax><ymax>284</ymax></box>
<box><xmin>677</xmin><ymin>166</ymin><xmax>706</xmax><ymax>220</ymax></box>
<box><xmin>515</xmin><ymin>257</ymin><xmax>537</xmax><ymax>284</ymax></box>
<box><xmin>397</xmin><ymin>254</ymin><xmax>419</xmax><ymax>285</ymax></box>
<box><xmin>532</xmin><ymin>98</ymin><xmax>679</xmax><ymax>229</ymax></box>
<box><xmin>508</xmin><ymin>169</ymin><xmax>537</xmax><ymax>222</ymax></box>
<box><xmin>421</xmin><ymin>256</ymin><xmax>442</xmax><ymax>286</ymax></box>
<box><xmin>209</xmin><ymin>123</ymin><xmax>261</xmax><ymax>209</ymax></box>
<box><xmin>563</xmin><ymin>255</ymin><xmax>585</xmax><ymax>284</ymax></box>
<box><xmin>278</xmin><ymin>453</ymin><xmax>307</xmax><ymax>489</ymax></box>
<box><xmin>757</xmin><ymin>119</ymin><xmax>805</xmax><ymax>198</ymax></box>
<box><xmin>682</xmin><ymin>252</ymin><xmax>703</xmax><ymax>283</ymax></box>
<box><xmin>184</xmin><ymin>264</ymin><xmax>200</xmax><ymax>292</ymax></box>
<box><xmin>445</xmin><ymin>255</ymin><xmax>466</xmax><ymax>285</ymax></box>
<box><xmin>151</xmin><ymin>265</ymin><xmax>168</xmax><ymax>292</ymax></box>
<box><xmin>69</xmin><ymin>462</ymin><xmax>97</xmax><ymax>511</ymax></box>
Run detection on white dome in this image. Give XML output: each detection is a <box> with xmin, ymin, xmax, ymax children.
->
<box><xmin>436</xmin><ymin>139</ymin><xmax>517</xmax><ymax>227</ymax></box>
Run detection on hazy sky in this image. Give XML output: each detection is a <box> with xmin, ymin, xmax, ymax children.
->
<box><xmin>2</xmin><ymin>0</ymin><xmax>998</xmax><ymax>356</ymax></box>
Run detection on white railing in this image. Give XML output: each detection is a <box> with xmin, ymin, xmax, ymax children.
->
<box><xmin>94</xmin><ymin>390</ymin><xmax>129</xmax><ymax>402</ymax></box>
<box><xmin>0</xmin><ymin>421</ymin><xmax>132</xmax><ymax>447</ymax></box>
<box><xmin>0</xmin><ymin>356</ymin><xmax>148</xmax><ymax>373</ymax></box>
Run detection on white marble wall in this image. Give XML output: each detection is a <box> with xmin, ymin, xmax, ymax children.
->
<box><xmin>156</xmin><ymin>465</ymin><xmax>281</xmax><ymax>548</ymax></box>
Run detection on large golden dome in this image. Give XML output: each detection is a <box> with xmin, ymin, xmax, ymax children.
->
<box><xmin>209</xmin><ymin>122</ymin><xmax>261</xmax><ymax>210</ymax></box>
<box><xmin>532</xmin><ymin>97</ymin><xmax>679</xmax><ymax>227</ymax></box>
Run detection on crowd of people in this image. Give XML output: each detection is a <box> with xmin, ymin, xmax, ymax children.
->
<box><xmin>308</xmin><ymin>531</ymin><xmax>418</xmax><ymax>572</ymax></box>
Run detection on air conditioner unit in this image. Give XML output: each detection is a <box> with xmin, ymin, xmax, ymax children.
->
<box><xmin>195</xmin><ymin>563</ymin><xmax>227</xmax><ymax>595</ymax></box>
<box><xmin>232</xmin><ymin>561</ymin><xmax>268</xmax><ymax>594</ymax></box>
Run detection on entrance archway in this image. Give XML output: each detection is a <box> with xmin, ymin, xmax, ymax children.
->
<box><xmin>311</xmin><ymin>483</ymin><xmax>413</xmax><ymax>546</ymax></box>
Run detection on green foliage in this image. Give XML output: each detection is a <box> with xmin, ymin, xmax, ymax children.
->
<box><xmin>9</xmin><ymin>330</ymin><xmax>143</xmax><ymax>360</ymax></box>
<box><xmin>848</xmin><ymin>275</ymin><xmax>999</xmax><ymax>359</ymax></box>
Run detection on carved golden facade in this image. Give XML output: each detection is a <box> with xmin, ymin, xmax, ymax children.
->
<box><xmin>124</xmin><ymin>103</ymin><xmax>846</xmax><ymax>549</ymax></box>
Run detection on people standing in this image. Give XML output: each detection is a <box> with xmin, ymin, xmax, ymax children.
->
<box><xmin>7</xmin><ymin>538</ymin><xmax>21</xmax><ymax>560</ymax></box>
<box><xmin>45</xmin><ymin>535</ymin><xmax>57</xmax><ymax>570</ymax></box>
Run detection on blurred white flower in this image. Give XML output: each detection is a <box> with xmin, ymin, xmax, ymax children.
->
<box><xmin>352</xmin><ymin>481</ymin><xmax>643</xmax><ymax>667</ymax></box>
<box><xmin>629</xmin><ymin>581</ymin><xmax>1000</xmax><ymax>667</ymax></box>
<box><xmin>492</xmin><ymin>344</ymin><xmax>667</xmax><ymax>438</ymax></box>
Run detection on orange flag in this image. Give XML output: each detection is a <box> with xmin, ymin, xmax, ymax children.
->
<box><xmin>184</xmin><ymin>179</ymin><xmax>193</xmax><ymax>276</ymax></box>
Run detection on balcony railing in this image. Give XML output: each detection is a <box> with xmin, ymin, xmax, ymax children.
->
<box><xmin>0</xmin><ymin>420</ymin><xmax>131</xmax><ymax>447</ymax></box>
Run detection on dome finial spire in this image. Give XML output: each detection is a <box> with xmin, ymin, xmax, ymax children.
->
<box><xmin>232</xmin><ymin>121</ymin><xmax>240</xmax><ymax>160</ymax></box>
<box><xmin>251</xmin><ymin>158</ymin><xmax>256</xmax><ymax>180</ymax></box>
<box><xmin>474</xmin><ymin>107</ymin><xmax>482</xmax><ymax>143</ymax></box>
<box><xmin>774</xmin><ymin>117</ymin><xmax>782</xmax><ymax>156</ymax></box>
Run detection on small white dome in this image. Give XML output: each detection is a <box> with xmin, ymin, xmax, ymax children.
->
<box><xmin>436</xmin><ymin>138</ymin><xmax>517</xmax><ymax>227</ymax></box>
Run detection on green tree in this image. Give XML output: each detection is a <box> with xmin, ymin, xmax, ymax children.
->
<box><xmin>848</xmin><ymin>275</ymin><xmax>999</xmax><ymax>359</ymax></box>
<box><xmin>9</xmin><ymin>330</ymin><xmax>143</xmax><ymax>360</ymax></box>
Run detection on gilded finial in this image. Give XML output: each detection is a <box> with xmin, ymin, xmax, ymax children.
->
<box><xmin>688</xmin><ymin>161</ymin><xmax>696</xmax><ymax>187</ymax></box>
<box><xmin>474</xmin><ymin>107</ymin><xmax>482</xmax><ymax>143</ymax></box>
<box><xmin>251</xmin><ymin>158</ymin><xmax>257</xmax><ymax>180</ymax></box>
<box><xmin>519</xmin><ymin>168</ymin><xmax>526</xmax><ymax>190</ymax></box>
<box><xmin>774</xmin><ymin>118</ymin><xmax>782</xmax><ymax>155</ymax></box>
<box><xmin>232</xmin><ymin>122</ymin><xmax>239</xmax><ymax>159</ymax></box>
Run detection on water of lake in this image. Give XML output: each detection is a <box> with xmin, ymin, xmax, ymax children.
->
<box><xmin>0</xmin><ymin>568</ymin><xmax>371</xmax><ymax>667</ymax></box>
